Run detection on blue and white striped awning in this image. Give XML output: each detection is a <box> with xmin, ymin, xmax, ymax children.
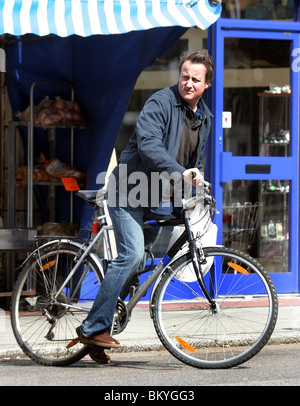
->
<box><xmin>0</xmin><ymin>0</ymin><xmax>221</xmax><ymax>37</ymax></box>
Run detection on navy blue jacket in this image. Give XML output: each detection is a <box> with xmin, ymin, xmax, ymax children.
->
<box><xmin>110</xmin><ymin>84</ymin><xmax>212</xmax><ymax>206</ymax></box>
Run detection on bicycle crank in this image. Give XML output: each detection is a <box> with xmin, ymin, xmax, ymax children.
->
<box><xmin>112</xmin><ymin>298</ymin><xmax>128</xmax><ymax>334</ymax></box>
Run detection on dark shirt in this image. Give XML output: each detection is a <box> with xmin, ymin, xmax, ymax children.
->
<box><xmin>176</xmin><ymin>104</ymin><xmax>203</xmax><ymax>168</ymax></box>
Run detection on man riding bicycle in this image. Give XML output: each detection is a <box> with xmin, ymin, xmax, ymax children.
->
<box><xmin>77</xmin><ymin>49</ymin><xmax>215</xmax><ymax>351</ymax></box>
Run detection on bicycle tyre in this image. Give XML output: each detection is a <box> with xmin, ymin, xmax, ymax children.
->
<box><xmin>10</xmin><ymin>241</ymin><xmax>104</xmax><ymax>366</ymax></box>
<box><xmin>152</xmin><ymin>246</ymin><xmax>278</xmax><ymax>369</ymax></box>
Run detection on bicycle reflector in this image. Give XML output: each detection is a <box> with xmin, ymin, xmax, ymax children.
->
<box><xmin>92</xmin><ymin>222</ymin><xmax>100</xmax><ymax>234</ymax></box>
<box><xmin>176</xmin><ymin>337</ymin><xmax>196</xmax><ymax>353</ymax></box>
<box><xmin>40</xmin><ymin>260</ymin><xmax>56</xmax><ymax>272</ymax></box>
<box><xmin>227</xmin><ymin>262</ymin><xmax>249</xmax><ymax>275</ymax></box>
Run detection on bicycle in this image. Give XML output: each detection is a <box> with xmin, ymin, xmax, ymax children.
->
<box><xmin>10</xmin><ymin>182</ymin><xmax>278</xmax><ymax>369</ymax></box>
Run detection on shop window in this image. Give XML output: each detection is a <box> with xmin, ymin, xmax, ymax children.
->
<box><xmin>223</xmin><ymin>38</ymin><xmax>291</xmax><ymax>157</ymax></box>
<box><xmin>222</xmin><ymin>180</ymin><xmax>290</xmax><ymax>273</ymax></box>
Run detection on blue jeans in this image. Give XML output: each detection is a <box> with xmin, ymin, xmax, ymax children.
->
<box><xmin>81</xmin><ymin>205</ymin><xmax>161</xmax><ymax>337</ymax></box>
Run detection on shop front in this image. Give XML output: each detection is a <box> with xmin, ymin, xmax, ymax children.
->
<box><xmin>0</xmin><ymin>0</ymin><xmax>299</xmax><ymax>300</ymax></box>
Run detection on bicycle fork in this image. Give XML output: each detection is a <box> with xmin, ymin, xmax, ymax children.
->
<box><xmin>182</xmin><ymin>207</ymin><xmax>218</xmax><ymax>313</ymax></box>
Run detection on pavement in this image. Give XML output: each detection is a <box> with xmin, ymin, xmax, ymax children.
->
<box><xmin>1</xmin><ymin>295</ymin><xmax>300</xmax><ymax>359</ymax></box>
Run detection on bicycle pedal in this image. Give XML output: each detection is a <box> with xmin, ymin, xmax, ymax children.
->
<box><xmin>66</xmin><ymin>336</ymin><xmax>80</xmax><ymax>349</ymax></box>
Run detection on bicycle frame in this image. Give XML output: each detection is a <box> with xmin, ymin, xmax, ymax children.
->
<box><xmin>49</xmin><ymin>218</ymin><xmax>185</xmax><ymax>304</ymax></box>
<box><xmin>26</xmin><ymin>188</ymin><xmax>215</xmax><ymax>317</ymax></box>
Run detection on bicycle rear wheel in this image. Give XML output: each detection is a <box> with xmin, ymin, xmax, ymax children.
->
<box><xmin>10</xmin><ymin>241</ymin><xmax>103</xmax><ymax>366</ymax></box>
<box><xmin>152</xmin><ymin>246</ymin><xmax>278</xmax><ymax>369</ymax></box>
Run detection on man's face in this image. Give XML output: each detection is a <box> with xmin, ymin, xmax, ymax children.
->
<box><xmin>178</xmin><ymin>60</ymin><xmax>210</xmax><ymax>111</ymax></box>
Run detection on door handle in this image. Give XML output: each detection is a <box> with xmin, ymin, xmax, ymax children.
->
<box><xmin>245</xmin><ymin>164</ymin><xmax>271</xmax><ymax>174</ymax></box>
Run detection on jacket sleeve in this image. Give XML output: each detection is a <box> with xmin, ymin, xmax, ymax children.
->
<box><xmin>135</xmin><ymin>94</ymin><xmax>185</xmax><ymax>178</ymax></box>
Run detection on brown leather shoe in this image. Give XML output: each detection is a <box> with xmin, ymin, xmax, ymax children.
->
<box><xmin>89</xmin><ymin>346</ymin><xmax>111</xmax><ymax>364</ymax></box>
<box><xmin>76</xmin><ymin>326</ymin><xmax>120</xmax><ymax>348</ymax></box>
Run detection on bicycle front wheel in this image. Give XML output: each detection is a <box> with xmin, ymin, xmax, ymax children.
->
<box><xmin>152</xmin><ymin>247</ymin><xmax>278</xmax><ymax>369</ymax></box>
<box><xmin>11</xmin><ymin>241</ymin><xmax>103</xmax><ymax>366</ymax></box>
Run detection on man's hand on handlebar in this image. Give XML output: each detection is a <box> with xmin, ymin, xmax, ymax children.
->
<box><xmin>182</xmin><ymin>168</ymin><xmax>204</xmax><ymax>186</ymax></box>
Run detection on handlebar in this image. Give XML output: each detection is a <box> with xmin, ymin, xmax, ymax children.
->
<box><xmin>182</xmin><ymin>180</ymin><xmax>217</xmax><ymax>211</ymax></box>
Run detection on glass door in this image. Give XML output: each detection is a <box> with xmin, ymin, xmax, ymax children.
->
<box><xmin>212</xmin><ymin>20</ymin><xmax>299</xmax><ymax>293</ymax></box>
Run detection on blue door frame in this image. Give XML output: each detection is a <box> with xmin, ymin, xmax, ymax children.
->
<box><xmin>210</xmin><ymin>18</ymin><xmax>299</xmax><ymax>293</ymax></box>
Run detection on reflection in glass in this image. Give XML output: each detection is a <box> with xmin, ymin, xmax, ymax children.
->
<box><xmin>145</xmin><ymin>39</ymin><xmax>188</xmax><ymax>71</ymax></box>
<box><xmin>223</xmin><ymin>38</ymin><xmax>290</xmax><ymax>157</ymax></box>
<box><xmin>222</xmin><ymin>0</ymin><xmax>294</xmax><ymax>20</ymax></box>
<box><xmin>222</xmin><ymin>180</ymin><xmax>290</xmax><ymax>273</ymax></box>
<box><xmin>259</xmin><ymin>92</ymin><xmax>290</xmax><ymax>157</ymax></box>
